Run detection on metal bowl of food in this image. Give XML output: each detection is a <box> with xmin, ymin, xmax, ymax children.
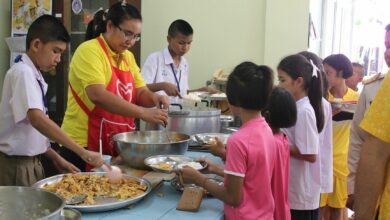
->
<box><xmin>0</xmin><ymin>186</ymin><xmax>65</xmax><ymax>220</ymax></box>
<box><xmin>113</xmin><ymin>131</ymin><xmax>191</xmax><ymax>170</ymax></box>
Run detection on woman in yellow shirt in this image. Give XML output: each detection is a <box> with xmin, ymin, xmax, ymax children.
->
<box><xmin>320</xmin><ymin>54</ymin><xmax>359</xmax><ymax>220</ymax></box>
<box><xmin>61</xmin><ymin>2</ymin><xmax>169</xmax><ymax>171</ymax></box>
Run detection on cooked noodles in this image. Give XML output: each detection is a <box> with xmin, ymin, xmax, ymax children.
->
<box><xmin>43</xmin><ymin>174</ymin><xmax>147</xmax><ymax>205</ymax></box>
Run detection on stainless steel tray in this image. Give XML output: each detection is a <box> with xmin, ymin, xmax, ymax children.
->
<box><xmin>33</xmin><ymin>172</ymin><xmax>151</xmax><ymax>212</ymax></box>
<box><xmin>171</xmin><ymin>174</ymin><xmax>224</xmax><ymax>196</ymax></box>
<box><xmin>144</xmin><ymin>155</ymin><xmax>207</xmax><ymax>173</ymax></box>
<box><xmin>199</xmin><ymin>93</ymin><xmax>227</xmax><ymax>101</ymax></box>
<box><xmin>189</xmin><ymin>133</ymin><xmax>230</xmax><ymax>146</ymax></box>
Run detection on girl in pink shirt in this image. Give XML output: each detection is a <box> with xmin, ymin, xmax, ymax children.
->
<box><xmin>177</xmin><ymin>62</ymin><xmax>276</xmax><ymax>220</ymax></box>
<box><xmin>264</xmin><ymin>87</ymin><xmax>298</xmax><ymax>220</ymax></box>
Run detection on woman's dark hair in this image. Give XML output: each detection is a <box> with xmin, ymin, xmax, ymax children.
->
<box><xmin>168</xmin><ymin>19</ymin><xmax>193</xmax><ymax>37</ymax></box>
<box><xmin>277</xmin><ymin>54</ymin><xmax>324</xmax><ymax>133</ymax></box>
<box><xmin>26</xmin><ymin>15</ymin><xmax>70</xmax><ymax>50</ymax></box>
<box><xmin>85</xmin><ymin>10</ymin><xmax>106</xmax><ymax>40</ymax></box>
<box><xmin>264</xmin><ymin>87</ymin><xmax>297</xmax><ymax>134</ymax></box>
<box><xmin>298</xmin><ymin>51</ymin><xmax>329</xmax><ymax>99</ymax></box>
<box><xmin>91</xmin><ymin>2</ymin><xmax>142</xmax><ymax>38</ymax></box>
<box><xmin>323</xmin><ymin>54</ymin><xmax>353</xmax><ymax>79</ymax></box>
<box><xmin>226</xmin><ymin>62</ymin><xmax>273</xmax><ymax>111</ymax></box>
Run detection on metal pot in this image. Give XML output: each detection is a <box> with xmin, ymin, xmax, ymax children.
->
<box><xmin>167</xmin><ymin>103</ymin><xmax>221</xmax><ymax>135</ymax></box>
<box><xmin>113</xmin><ymin>131</ymin><xmax>190</xmax><ymax>170</ymax></box>
<box><xmin>0</xmin><ymin>186</ymin><xmax>65</xmax><ymax>220</ymax></box>
<box><xmin>220</xmin><ymin>115</ymin><xmax>234</xmax><ymax>132</ymax></box>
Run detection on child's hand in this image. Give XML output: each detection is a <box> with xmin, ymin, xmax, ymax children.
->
<box><xmin>52</xmin><ymin>156</ymin><xmax>80</xmax><ymax>174</ymax></box>
<box><xmin>201</xmin><ymin>137</ymin><xmax>226</xmax><ymax>160</ymax></box>
<box><xmin>205</xmin><ymin>87</ymin><xmax>221</xmax><ymax>94</ymax></box>
<box><xmin>196</xmin><ymin>157</ymin><xmax>224</xmax><ymax>176</ymax></box>
<box><xmin>81</xmin><ymin>150</ymin><xmax>104</xmax><ymax>168</ymax></box>
<box><xmin>162</xmin><ymin>82</ymin><xmax>181</xmax><ymax>97</ymax></box>
<box><xmin>175</xmin><ymin>166</ymin><xmax>204</xmax><ymax>186</ymax></box>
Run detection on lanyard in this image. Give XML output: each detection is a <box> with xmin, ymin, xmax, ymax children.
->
<box><xmin>36</xmin><ymin>80</ymin><xmax>48</xmax><ymax>115</ymax></box>
<box><xmin>14</xmin><ymin>55</ymin><xmax>48</xmax><ymax>115</ymax></box>
<box><xmin>170</xmin><ymin>63</ymin><xmax>182</xmax><ymax>93</ymax></box>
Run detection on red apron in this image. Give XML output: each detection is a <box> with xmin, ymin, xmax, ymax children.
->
<box><xmin>69</xmin><ymin>37</ymin><xmax>136</xmax><ymax>170</ymax></box>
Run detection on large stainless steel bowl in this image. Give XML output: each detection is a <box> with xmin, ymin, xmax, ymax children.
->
<box><xmin>0</xmin><ymin>186</ymin><xmax>65</xmax><ymax>220</ymax></box>
<box><xmin>113</xmin><ymin>131</ymin><xmax>190</xmax><ymax>170</ymax></box>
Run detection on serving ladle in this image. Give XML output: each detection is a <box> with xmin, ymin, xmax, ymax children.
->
<box><xmin>65</xmin><ymin>195</ymin><xmax>87</xmax><ymax>205</ymax></box>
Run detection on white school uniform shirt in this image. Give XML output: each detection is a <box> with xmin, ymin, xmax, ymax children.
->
<box><xmin>141</xmin><ymin>48</ymin><xmax>189</xmax><ymax>104</ymax></box>
<box><xmin>0</xmin><ymin>53</ymin><xmax>50</xmax><ymax>156</ymax></box>
<box><xmin>319</xmin><ymin>98</ymin><xmax>333</xmax><ymax>193</ymax></box>
<box><xmin>282</xmin><ymin>96</ymin><xmax>321</xmax><ymax>210</ymax></box>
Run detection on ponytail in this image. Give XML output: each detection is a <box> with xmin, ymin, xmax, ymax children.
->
<box><xmin>298</xmin><ymin>51</ymin><xmax>329</xmax><ymax>99</ymax></box>
<box><xmin>85</xmin><ymin>9</ymin><xmax>106</xmax><ymax>40</ymax></box>
<box><xmin>277</xmin><ymin>54</ymin><xmax>324</xmax><ymax>132</ymax></box>
<box><xmin>308</xmin><ymin>70</ymin><xmax>325</xmax><ymax>133</ymax></box>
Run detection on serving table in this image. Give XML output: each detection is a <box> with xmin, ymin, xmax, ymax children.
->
<box><xmin>83</xmin><ymin>152</ymin><xmax>224</xmax><ymax>220</ymax></box>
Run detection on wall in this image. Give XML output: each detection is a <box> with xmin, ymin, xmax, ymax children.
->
<box><xmin>0</xmin><ymin>0</ymin><xmax>310</xmax><ymax>93</ymax></box>
<box><xmin>141</xmin><ymin>0</ymin><xmax>310</xmax><ymax>89</ymax></box>
<box><xmin>141</xmin><ymin>0</ymin><xmax>266</xmax><ymax>89</ymax></box>
<box><xmin>263</xmin><ymin>0</ymin><xmax>311</xmax><ymax>70</ymax></box>
<box><xmin>0</xmin><ymin>1</ymin><xmax>11</xmax><ymax>96</ymax></box>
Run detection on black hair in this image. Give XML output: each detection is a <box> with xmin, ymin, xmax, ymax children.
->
<box><xmin>386</xmin><ymin>23</ymin><xmax>390</xmax><ymax>32</ymax></box>
<box><xmin>168</xmin><ymin>19</ymin><xmax>193</xmax><ymax>37</ymax></box>
<box><xmin>26</xmin><ymin>15</ymin><xmax>70</xmax><ymax>50</ymax></box>
<box><xmin>323</xmin><ymin>54</ymin><xmax>353</xmax><ymax>79</ymax></box>
<box><xmin>298</xmin><ymin>51</ymin><xmax>329</xmax><ymax>99</ymax></box>
<box><xmin>226</xmin><ymin>62</ymin><xmax>273</xmax><ymax>111</ymax></box>
<box><xmin>352</xmin><ymin>62</ymin><xmax>364</xmax><ymax>69</ymax></box>
<box><xmin>85</xmin><ymin>9</ymin><xmax>106</xmax><ymax>40</ymax></box>
<box><xmin>264</xmin><ymin>87</ymin><xmax>297</xmax><ymax>134</ymax></box>
<box><xmin>277</xmin><ymin>54</ymin><xmax>324</xmax><ymax>133</ymax></box>
<box><xmin>92</xmin><ymin>2</ymin><xmax>142</xmax><ymax>37</ymax></box>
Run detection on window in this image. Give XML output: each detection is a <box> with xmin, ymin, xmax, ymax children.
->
<box><xmin>310</xmin><ymin>0</ymin><xmax>390</xmax><ymax>75</ymax></box>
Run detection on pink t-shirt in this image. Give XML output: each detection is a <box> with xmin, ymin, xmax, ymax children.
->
<box><xmin>224</xmin><ymin>117</ymin><xmax>276</xmax><ymax>220</ymax></box>
<box><xmin>272</xmin><ymin>132</ymin><xmax>291</xmax><ymax>220</ymax></box>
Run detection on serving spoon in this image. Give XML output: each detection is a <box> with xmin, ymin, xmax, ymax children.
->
<box><xmin>65</xmin><ymin>195</ymin><xmax>87</xmax><ymax>205</ymax></box>
<box><xmin>160</xmin><ymin>104</ymin><xmax>172</xmax><ymax>143</ymax></box>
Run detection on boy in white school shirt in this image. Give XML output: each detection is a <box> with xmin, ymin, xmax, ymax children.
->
<box><xmin>141</xmin><ymin>19</ymin><xmax>219</xmax><ymax>104</ymax></box>
<box><xmin>0</xmin><ymin>15</ymin><xmax>103</xmax><ymax>186</ymax></box>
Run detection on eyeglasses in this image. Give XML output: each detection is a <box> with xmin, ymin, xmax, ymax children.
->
<box><xmin>116</xmin><ymin>25</ymin><xmax>141</xmax><ymax>42</ymax></box>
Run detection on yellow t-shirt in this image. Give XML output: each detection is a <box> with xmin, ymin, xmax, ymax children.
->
<box><xmin>328</xmin><ymin>88</ymin><xmax>359</xmax><ymax>179</ymax></box>
<box><xmin>360</xmin><ymin>74</ymin><xmax>390</xmax><ymax>219</ymax></box>
<box><xmin>61</xmin><ymin>35</ymin><xmax>145</xmax><ymax>147</ymax></box>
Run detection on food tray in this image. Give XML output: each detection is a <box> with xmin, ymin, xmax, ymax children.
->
<box><xmin>171</xmin><ymin>174</ymin><xmax>224</xmax><ymax>196</ymax></box>
<box><xmin>189</xmin><ymin>133</ymin><xmax>230</xmax><ymax>146</ymax></box>
<box><xmin>33</xmin><ymin>172</ymin><xmax>151</xmax><ymax>212</ymax></box>
<box><xmin>199</xmin><ymin>93</ymin><xmax>227</xmax><ymax>101</ymax></box>
<box><xmin>144</xmin><ymin>155</ymin><xmax>207</xmax><ymax>173</ymax></box>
